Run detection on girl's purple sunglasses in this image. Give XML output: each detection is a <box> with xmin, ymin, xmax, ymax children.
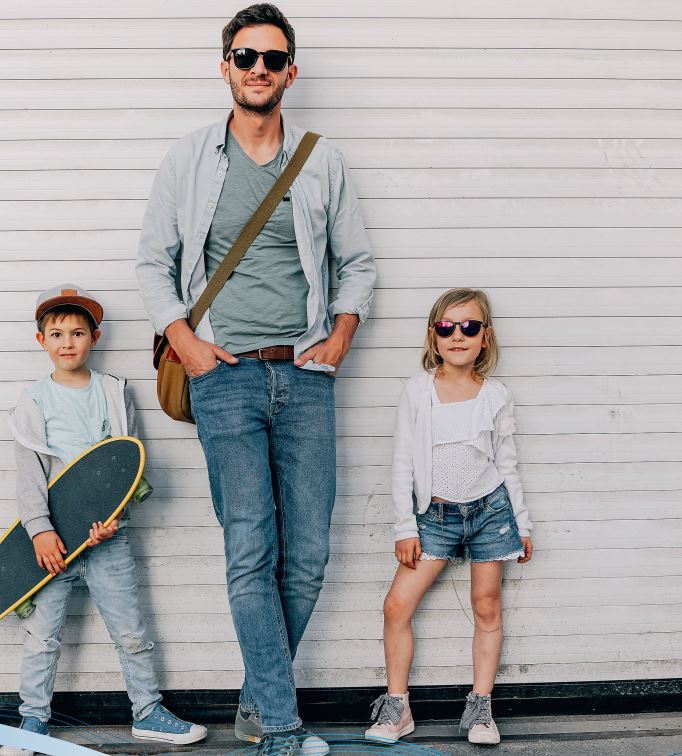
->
<box><xmin>434</xmin><ymin>319</ymin><xmax>486</xmax><ymax>338</ymax></box>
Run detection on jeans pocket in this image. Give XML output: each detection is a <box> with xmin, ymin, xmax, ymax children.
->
<box><xmin>188</xmin><ymin>362</ymin><xmax>222</xmax><ymax>384</ymax></box>
<box><xmin>419</xmin><ymin>503</ymin><xmax>441</xmax><ymax>524</ymax></box>
<box><xmin>484</xmin><ymin>486</ymin><xmax>510</xmax><ymax>513</ymax></box>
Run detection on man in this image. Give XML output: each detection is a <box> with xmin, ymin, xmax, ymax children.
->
<box><xmin>136</xmin><ymin>4</ymin><xmax>375</xmax><ymax>753</ymax></box>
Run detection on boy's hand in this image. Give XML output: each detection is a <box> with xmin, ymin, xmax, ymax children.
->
<box><xmin>395</xmin><ymin>537</ymin><xmax>422</xmax><ymax>570</ymax></box>
<box><xmin>518</xmin><ymin>536</ymin><xmax>533</xmax><ymax>563</ymax></box>
<box><xmin>32</xmin><ymin>530</ymin><xmax>67</xmax><ymax>575</ymax></box>
<box><xmin>87</xmin><ymin>519</ymin><xmax>119</xmax><ymax>546</ymax></box>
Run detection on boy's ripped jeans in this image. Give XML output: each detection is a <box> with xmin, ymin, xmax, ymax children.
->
<box><xmin>18</xmin><ymin>531</ymin><xmax>162</xmax><ymax>723</ymax></box>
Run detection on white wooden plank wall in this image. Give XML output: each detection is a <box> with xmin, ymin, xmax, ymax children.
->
<box><xmin>1</xmin><ymin>1</ymin><xmax>681</xmax><ymax>693</ymax></box>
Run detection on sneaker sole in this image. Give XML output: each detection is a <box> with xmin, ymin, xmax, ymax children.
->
<box><xmin>131</xmin><ymin>726</ymin><xmax>207</xmax><ymax>745</ymax></box>
<box><xmin>301</xmin><ymin>742</ymin><xmax>329</xmax><ymax>756</ymax></box>
<box><xmin>234</xmin><ymin>729</ymin><xmax>262</xmax><ymax>744</ymax></box>
<box><xmin>468</xmin><ymin>730</ymin><xmax>500</xmax><ymax>745</ymax></box>
<box><xmin>365</xmin><ymin>721</ymin><xmax>415</xmax><ymax>744</ymax></box>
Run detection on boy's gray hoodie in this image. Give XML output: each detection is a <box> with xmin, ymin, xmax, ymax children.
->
<box><xmin>6</xmin><ymin>372</ymin><xmax>137</xmax><ymax>540</ymax></box>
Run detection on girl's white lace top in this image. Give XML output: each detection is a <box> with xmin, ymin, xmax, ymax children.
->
<box><xmin>391</xmin><ymin>372</ymin><xmax>533</xmax><ymax>541</ymax></box>
<box><xmin>430</xmin><ymin>381</ymin><xmax>504</xmax><ymax>503</ymax></box>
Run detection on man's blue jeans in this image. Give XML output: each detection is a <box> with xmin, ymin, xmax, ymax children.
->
<box><xmin>189</xmin><ymin>358</ymin><xmax>336</xmax><ymax>733</ymax></box>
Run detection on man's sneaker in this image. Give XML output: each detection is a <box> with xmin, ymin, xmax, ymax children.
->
<box><xmin>131</xmin><ymin>703</ymin><xmax>207</xmax><ymax>745</ymax></box>
<box><xmin>0</xmin><ymin>717</ymin><xmax>49</xmax><ymax>756</ymax></box>
<box><xmin>234</xmin><ymin>705</ymin><xmax>263</xmax><ymax>743</ymax></box>
<box><xmin>364</xmin><ymin>692</ymin><xmax>415</xmax><ymax>743</ymax></box>
<box><xmin>290</xmin><ymin>728</ymin><xmax>329</xmax><ymax>756</ymax></box>
<box><xmin>459</xmin><ymin>691</ymin><xmax>500</xmax><ymax>745</ymax></box>
<box><xmin>255</xmin><ymin>730</ymin><xmax>329</xmax><ymax>756</ymax></box>
<box><xmin>235</xmin><ymin>709</ymin><xmax>327</xmax><ymax>756</ymax></box>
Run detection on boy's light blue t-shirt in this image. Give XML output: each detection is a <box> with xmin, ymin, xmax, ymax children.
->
<box><xmin>27</xmin><ymin>370</ymin><xmax>110</xmax><ymax>465</ymax></box>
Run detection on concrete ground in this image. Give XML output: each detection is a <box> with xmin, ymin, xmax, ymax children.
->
<box><xmin>46</xmin><ymin>712</ymin><xmax>682</xmax><ymax>756</ymax></box>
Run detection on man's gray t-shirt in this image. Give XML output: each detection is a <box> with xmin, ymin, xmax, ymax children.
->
<box><xmin>203</xmin><ymin>132</ymin><xmax>309</xmax><ymax>354</ymax></box>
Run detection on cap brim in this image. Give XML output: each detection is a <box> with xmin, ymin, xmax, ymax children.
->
<box><xmin>35</xmin><ymin>295</ymin><xmax>103</xmax><ymax>325</ymax></box>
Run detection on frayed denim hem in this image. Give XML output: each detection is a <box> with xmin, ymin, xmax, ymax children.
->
<box><xmin>420</xmin><ymin>552</ymin><xmax>464</xmax><ymax>563</ymax></box>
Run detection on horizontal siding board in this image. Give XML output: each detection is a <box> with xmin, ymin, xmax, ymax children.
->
<box><xmin>0</xmin><ymin>631</ymin><xmax>680</xmax><ymax>674</ymax></box>
<box><xmin>2</xmin><ymin>374</ymin><xmax>680</xmax><ymax>411</ymax></box>
<box><xmin>2</xmin><ymin>258</ymin><xmax>681</xmax><ymax>289</ymax></box>
<box><xmin>0</xmin><ymin>575</ymin><xmax>678</xmax><ymax>613</ymax></box>
<box><xmin>3</xmin><ymin>139</ymin><xmax>682</xmax><ymax>172</ymax></box>
<box><xmin>3</xmin><ymin>1</ymin><xmax>682</xmax><ymax>20</ymax></box>
<box><xmin>0</xmin><ymin>659</ymin><xmax>680</xmax><ymax>690</ymax></box>
<box><xmin>3</xmin><ymin>347</ymin><xmax>682</xmax><ymax>379</ymax></box>
<box><xmin>2</xmin><ymin>605</ymin><xmax>681</xmax><ymax>646</ymax></box>
<box><xmin>2</xmin><ymin>491</ymin><xmax>681</xmax><ymax>529</ymax></box>
<box><xmin>8</xmin><ymin>79</ymin><xmax>682</xmax><ymax>110</ymax></box>
<box><xmin>1</xmin><ymin>198</ymin><xmax>681</xmax><ymax>231</ymax></box>
<box><xmin>0</xmin><ymin>545</ymin><xmax>677</xmax><ymax>583</ymax></box>
<box><xmin>5</xmin><ymin>49</ymin><xmax>682</xmax><ymax>80</ymax></box>
<box><xmin>6</xmin><ymin>168</ymin><xmax>682</xmax><ymax>201</ymax></box>
<box><xmin>3</xmin><ymin>432</ymin><xmax>682</xmax><ymax>469</ymax></box>
<box><xmin>4</xmin><ymin>109</ymin><xmax>682</xmax><ymax>140</ymax></box>
<box><xmin>1</xmin><ymin>288</ymin><xmax>682</xmax><ymax>323</ymax></box>
<box><xmin>3</xmin><ymin>315</ymin><xmax>682</xmax><ymax>350</ymax></box>
<box><xmin>3</xmin><ymin>228</ymin><xmax>682</xmax><ymax>261</ymax></box>
<box><xmin>3</xmin><ymin>403</ymin><xmax>682</xmax><ymax>438</ymax></box>
<box><xmin>3</xmin><ymin>18</ymin><xmax>682</xmax><ymax>50</ymax></box>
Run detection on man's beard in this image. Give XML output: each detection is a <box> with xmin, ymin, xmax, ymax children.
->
<box><xmin>230</xmin><ymin>74</ymin><xmax>286</xmax><ymax>116</ymax></box>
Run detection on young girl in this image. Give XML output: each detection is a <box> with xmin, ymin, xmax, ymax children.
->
<box><xmin>365</xmin><ymin>288</ymin><xmax>533</xmax><ymax>746</ymax></box>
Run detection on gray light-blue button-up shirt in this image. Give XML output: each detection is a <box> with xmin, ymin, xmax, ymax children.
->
<box><xmin>136</xmin><ymin>114</ymin><xmax>376</xmax><ymax>371</ymax></box>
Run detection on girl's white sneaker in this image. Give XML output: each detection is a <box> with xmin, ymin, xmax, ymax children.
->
<box><xmin>364</xmin><ymin>693</ymin><xmax>415</xmax><ymax>744</ymax></box>
<box><xmin>468</xmin><ymin>720</ymin><xmax>500</xmax><ymax>745</ymax></box>
<box><xmin>460</xmin><ymin>691</ymin><xmax>500</xmax><ymax>745</ymax></box>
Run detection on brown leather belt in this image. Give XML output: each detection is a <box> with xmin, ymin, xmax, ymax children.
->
<box><xmin>236</xmin><ymin>345</ymin><xmax>295</xmax><ymax>361</ymax></box>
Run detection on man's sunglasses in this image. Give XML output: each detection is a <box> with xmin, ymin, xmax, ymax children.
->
<box><xmin>227</xmin><ymin>48</ymin><xmax>292</xmax><ymax>72</ymax></box>
<box><xmin>434</xmin><ymin>320</ymin><xmax>487</xmax><ymax>338</ymax></box>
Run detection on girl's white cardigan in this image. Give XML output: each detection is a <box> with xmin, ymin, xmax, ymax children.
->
<box><xmin>392</xmin><ymin>370</ymin><xmax>533</xmax><ymax>542</ymax></box>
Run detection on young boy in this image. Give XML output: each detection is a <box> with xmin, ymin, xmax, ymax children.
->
<box><xmin>2</xmin><ymin>284</ymin><xmax>207</xmax><ymax>755</ymax></box>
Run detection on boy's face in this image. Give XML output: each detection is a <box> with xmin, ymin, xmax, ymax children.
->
<box><xmin>36</xmin><ymin>312</ymin><xmax>100</xmax><ymax>374</ymax></box>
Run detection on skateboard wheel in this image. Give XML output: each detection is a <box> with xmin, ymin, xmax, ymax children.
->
<box><xmin>132</xmin><ymin>476</ymin><xmax>153</xmax><ymax>503</ymax></box>
<box><xmin>14</xmin><ymin>598</ymin><xmax>36</xmax><ymax>620</ymax></box>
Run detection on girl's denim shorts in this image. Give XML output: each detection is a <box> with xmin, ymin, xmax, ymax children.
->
<box><xmin>417</xmin><ymin>483</ymin><xmax>524</xmax><ymax>563</ymax></box>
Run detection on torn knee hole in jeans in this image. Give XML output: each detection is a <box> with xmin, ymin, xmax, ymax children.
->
<box><xmin>120</xmin><ymin>633</ymin><xmax>154</xmax><ymax>654</ymax></box>
<box><xmin>25</xmin><ymin>629</ymin><xmax>61</xmax><ymax>652</ymax></box>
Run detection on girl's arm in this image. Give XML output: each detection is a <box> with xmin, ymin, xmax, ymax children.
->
<box><xmin>493</xmin><ymin>389</ymin><xmax>533</xmax><ymax>538</ymax></box>
<box><xmin>391</xmin><ymin>381</ymin><xmax>419</xmax><ymax>541</ymax></box>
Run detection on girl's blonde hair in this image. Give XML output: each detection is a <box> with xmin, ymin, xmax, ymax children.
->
<box><xmin>421</xmin><ymin>288</ymin><xmax>499</xmax><ymax>377</ymax></box>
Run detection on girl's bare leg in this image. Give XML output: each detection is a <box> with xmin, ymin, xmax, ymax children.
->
<box><xmin>470</xmin><ymin>560</ymin><xmax>504</xmax><ymax>695</ymax></box>
<box><xmin>383</xmin><ymin>560</ymin><xmax>447</xmax><ymax>692</ymax></box>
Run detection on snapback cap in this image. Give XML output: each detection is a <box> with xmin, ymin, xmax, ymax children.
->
<box><xmin>35</xmin><ymin>283</ymin><xmax>104</xmax><ymax>326</ymax></box>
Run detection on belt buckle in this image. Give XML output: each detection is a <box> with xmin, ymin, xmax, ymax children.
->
<box><xmin>257</xmin><ymin>348</ymin><xmax>266</xmax><ymax>360</ymax></box>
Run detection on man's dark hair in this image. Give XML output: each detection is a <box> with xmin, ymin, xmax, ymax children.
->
<box><xmin>222</xmin><ymin>3</ymin><xmax>296</xmax><ymax>62</ymax></box>
<box><xmin>38</xmin><ymin>305</ymin><xmax>98</xmax><ymax>335</ymax></box>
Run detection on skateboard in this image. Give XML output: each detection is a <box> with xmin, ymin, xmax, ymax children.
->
<box><xmin>0</xmin><ymin>436</ymin><xmax>152</xmax><ymax>621</ymax></box>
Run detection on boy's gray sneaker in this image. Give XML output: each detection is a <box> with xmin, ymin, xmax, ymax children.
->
<box><xmin>0</xmin><ymin>717</ymin><xmax>49</xmax><ymax>756</ymax></box>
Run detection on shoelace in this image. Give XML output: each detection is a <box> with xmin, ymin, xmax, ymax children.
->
<box><xmin>369</xmin><ymin>693</ymin><xmax>404</xmax><ymax>725</ymax></box>
<box><xmin>459</xmin><ymin>693</ymin><xmax>492</xmax><ymax>731</ymax></box>
<box><xmin>256</xmin><ymin>734</ymin><xmax>298</xmax><ymax>756</ymax></box>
